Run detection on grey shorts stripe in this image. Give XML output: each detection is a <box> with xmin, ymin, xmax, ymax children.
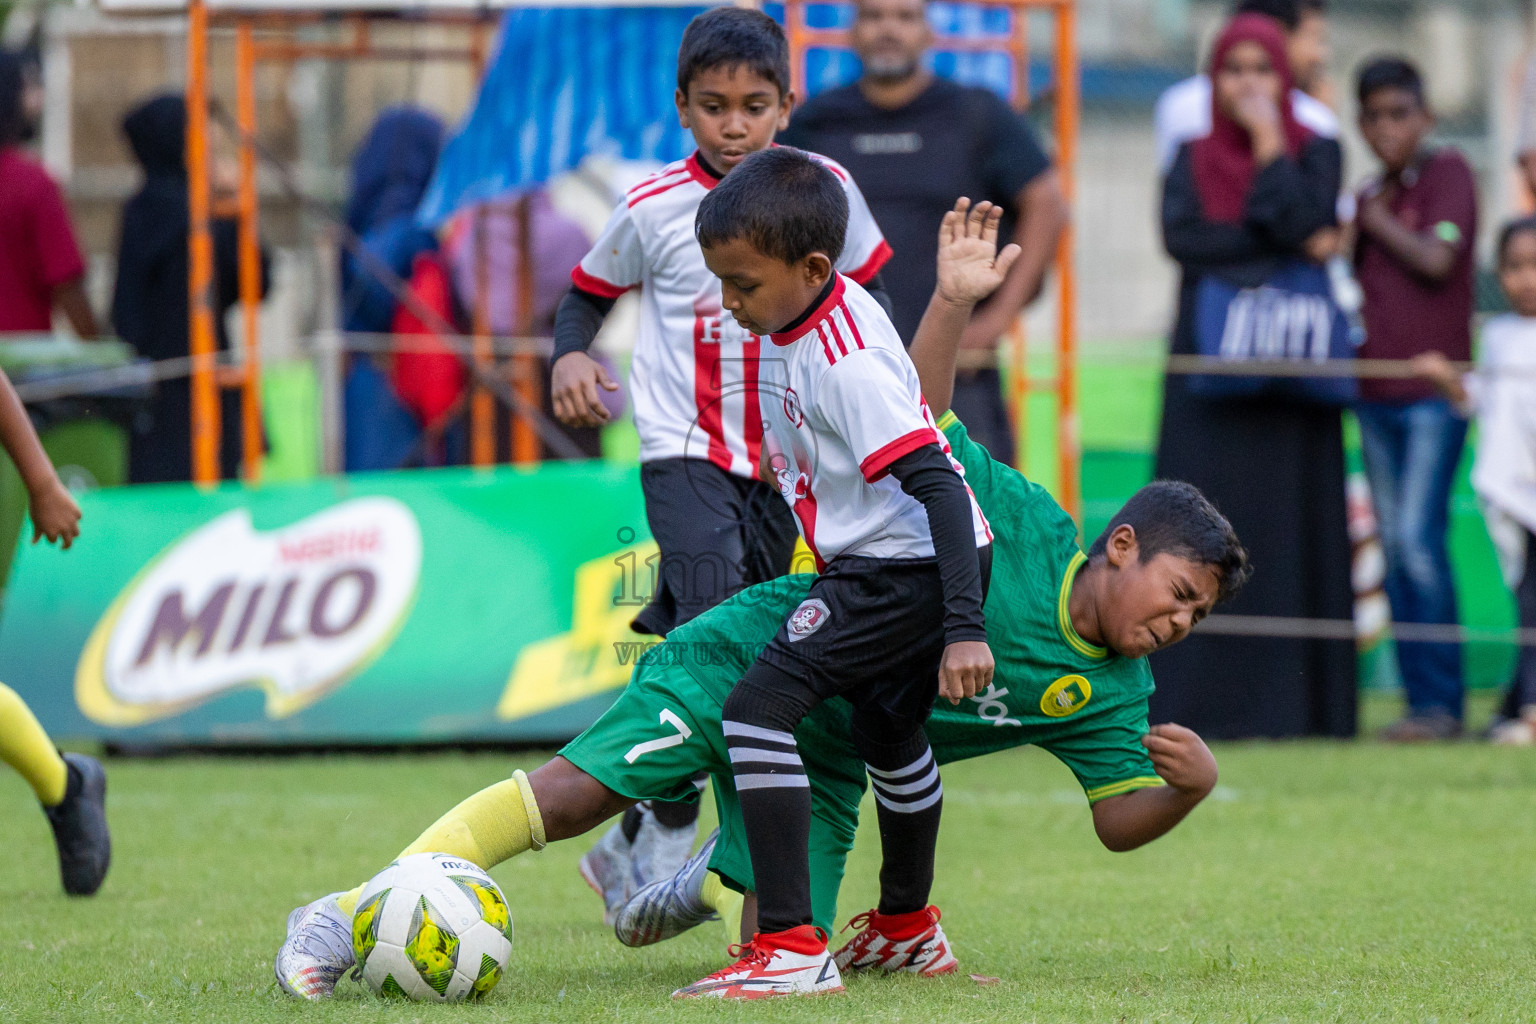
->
<box><xmin>723</xmin><ymin>721</ymin><xmax>797</xmax><ymax>746</ymax></box>
<box><xmin>872</xmin><ymin>782</ymin><xmax>943</xmax><ymax>814</ymax></box>
<box><xmin>869</xmin><ymin>762</ymin><xmax>939</xmax><ymax>797</ymax></box>
<box><xmin>736</xmin><ymin>773</ymin><xmax>812</xmax><ymax>790</ymax></box>
<box><xmin>729</xmin><ymin>748</ymin><xmax>804</xmax><ymax>766</ymax></box>
<box><xmin>866</xmin><ymin>749</ymin><xmax>934</xmax><ymax>782</ymax></box>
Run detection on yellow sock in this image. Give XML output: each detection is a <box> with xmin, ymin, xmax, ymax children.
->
<box><xmin>0</xmin><ymin>682</ymin><xmax>67</xmax><ymax>806</ymax></box>
<box><xmin>336</xmin><ymin>770</ymin><xmax>544</xmax><ymax>917</ymax></box>
<box><xmin>702</xmin><ymin>874</ymin><xmax>746</xmax><ymax>950</ymax></box>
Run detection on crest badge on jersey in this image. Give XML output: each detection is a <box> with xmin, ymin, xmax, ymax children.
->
<box><xmin>785</xmin><ymin>598</ymin><xmax>831</xmax><ymax>642</ymax></box>
<box><xmin>782</xmin><ymin>387</ymin><xmax>804</xmax><ymax>428</ymax></box>
<box><xmin>1040</xmin><ymin>674</ymin><xmax>1092</xmax><ymax>718</ymax></box>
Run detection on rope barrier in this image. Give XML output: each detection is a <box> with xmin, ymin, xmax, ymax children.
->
<box><xmin>1194</xmin><ymin>614</ymin><xmax>1536</xmax><ymax>648</ymax></box>
<box><xmin>203</xmin><ymin>103</ymin><xmax>588</xmax><ymax>461</ymax></box>
<box><xmin>8</xmin><ymin>332</ymin><xmax>553</xmax><ymax>404</ymax></box>
<box><xmin>24</xmin><ymin>346</ymin><xmax>1531</xmax><ymax>405</ymax></box>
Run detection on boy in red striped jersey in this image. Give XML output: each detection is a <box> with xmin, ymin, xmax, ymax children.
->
<box><xmin>549</xmin><ymin>7</ymin><xmax>892</xmax><ymax>920</ymax></box>
<box><xmin>670</xmin><ymin>147</ymin><xmax>994</xmax><ymax>999</ymax></box>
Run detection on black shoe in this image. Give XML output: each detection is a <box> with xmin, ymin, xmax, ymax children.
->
<box><xmin>43</xmin><ymin>753</ymin><xmax>111</xmax><ymax>896</ymax></box>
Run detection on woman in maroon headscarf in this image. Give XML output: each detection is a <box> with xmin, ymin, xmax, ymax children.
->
<box><xmin>1150</xmin><ymin>13</ymin><xmax>1354</xmax><ymax>739</ymax></box>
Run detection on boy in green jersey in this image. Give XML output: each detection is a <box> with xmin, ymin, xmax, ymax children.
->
<box><xmin>275</xmin><ymin>200</ymin><xmax>1249</xmax><ymax>1000</ymax></box>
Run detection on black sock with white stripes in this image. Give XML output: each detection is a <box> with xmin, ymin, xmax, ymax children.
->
<box><xmin>720</xmin><ymin>666</ymin><xmax>823</xmax><ymax>936</ymax></box>
<box><xmin>855</xmin><ymin>721</ymin><xmax>943</xmax><ymax>917</ymax></box>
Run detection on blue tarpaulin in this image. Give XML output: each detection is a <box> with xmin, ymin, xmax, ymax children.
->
<box><xmin>417</xmin><ymin>6</ymin><xmax>708</xmax><ymax>224</ymax></box>
<box><xmin>420</xmin><ymin>3</ymin><xmax>1145</xmax><ymax>225</ymax></box>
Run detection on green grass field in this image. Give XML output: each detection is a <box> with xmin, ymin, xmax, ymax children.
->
<box><xmin>1</xmin><ymin>696</ymin><xmax>1531</xmax><ymax>1023</ymax></box>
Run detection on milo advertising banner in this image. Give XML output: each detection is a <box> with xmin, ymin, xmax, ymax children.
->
<box><xmin>0</xmin><ymin>464</ymin><xmax>678</xmax><ymax>745</ymax></box>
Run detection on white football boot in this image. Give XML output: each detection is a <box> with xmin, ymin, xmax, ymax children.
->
<box><xmin>614</xmin><ymin>829</ymin><xmax>718</xmax><ymax>947</ymax></box>
<box><xmin>578</xmin><ymin>819</ymin><xmax>637</xmax><ymax>925</ymax></box>
<box><xmin>672</xmin><ymin>925</ymin><xmax>844</xmax><ymax>999</ymax></box>
<box><xmin>833</xmin><ymin>905</ymin><xmax>959</xmax><ymax>976</ymax></box>
<box><xmin>629</xmin><ymin>806</ymin><xmax>698</xmax><ymax>893</ymax></box>
<box><xmin>274</xmin><ymin>892</ymin><xmax>355</xmax><ymax>1000</ymax></box>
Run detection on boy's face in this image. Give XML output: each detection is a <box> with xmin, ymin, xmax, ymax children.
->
<box><xmin>1500</xmin><ymin>230</ymin><xmax>1536</xmax><ymax>317</ymax></box>
<box><xmin>676</xmin><ymin>65</ymin><xmax>792</xmax><ymax>175</ymax></box>
<box><xmin>701</xmin><ymin>236</ymin><xmax>831</xmax><ymax>337</ymax></box>
<box><xmin>1096</xmin><ymin>527</ymin><xmax>1221</xmax><ymax>660</ymax></box>
<box><xmin>1359</xmin><ymin>86</ymin><xmax>1431</xmax><ymax>174</ymax></box>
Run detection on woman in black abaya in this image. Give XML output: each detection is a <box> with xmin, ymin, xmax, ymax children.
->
<box><xmin>1150</xmin><ymin>14</ymin><xmax>1356</xmax><ymax>738</ymax></box>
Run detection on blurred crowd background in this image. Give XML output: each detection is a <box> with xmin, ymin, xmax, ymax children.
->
<box><xmin>5</xmin><ymin>0</ymin><xmax>1536</xmax><ymax>743</ymax></box>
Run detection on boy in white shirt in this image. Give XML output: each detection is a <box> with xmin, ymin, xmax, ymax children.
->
<box><xmin>673</xmin><ymin>147</ymin><xmax>993</xmax><ymax>999</ymax></box>
<box><xmin>1416</xmin><ymin>217</ymin><xmax>1536</xmax><ymax>742</ymax></box>
<box><xmin>548</xmin><ymin>7</ymin><xmax>891</xmax><ymax>909</ymax></box>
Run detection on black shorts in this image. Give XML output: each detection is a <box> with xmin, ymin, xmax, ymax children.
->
<box><xmin>755</xmin><ymin>545</ymin><xmax>993</xmax><ymax>728</ymax></box>
<box><xmin>632</xmin><ymin>457</ymin><xmax>800</xmax><ymax>636</ymax></box>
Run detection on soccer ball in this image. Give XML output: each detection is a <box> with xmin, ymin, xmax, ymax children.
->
<box><xmin>352</xmin><ymin>852</ymin><xmax>513</xmax><ymax>1001</ymax></box>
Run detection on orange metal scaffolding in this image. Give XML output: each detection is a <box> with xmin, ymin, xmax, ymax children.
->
<box><xmin>784</xmin><ymin>0</ymin><xmax>1079</xmax><ymax>522</ymax></box>
<box><xmin>182</xmin><ymin>2</ymin><xmax>545</xmax><ymax>484</ymax></box>
<box><xmin>180</xmin><ymin>0</ymin><xmax>1077</xmax><ymax>515</ymax></box>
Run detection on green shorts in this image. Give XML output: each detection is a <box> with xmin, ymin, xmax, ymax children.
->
<box><xmin>559</xmin><ymin>656</ymin><xmax>869</xmax><ymax>932</ymax></box>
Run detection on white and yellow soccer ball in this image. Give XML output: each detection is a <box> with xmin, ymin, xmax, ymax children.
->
<box><xmin>352</xmin><ymin>852</ymin><xmax>513</xmax><ymax>1001</ymax></box>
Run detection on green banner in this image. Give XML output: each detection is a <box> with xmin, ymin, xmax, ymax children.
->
<box><xmin>0</xmin><ymin>464</ymin><xmax>670</xmax><ymax>745</ymax></box>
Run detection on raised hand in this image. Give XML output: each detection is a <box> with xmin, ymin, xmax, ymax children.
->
<box><xmin>934</xmin><ymin>198</ymin><xmax>1023</xmax><ymax>309</ymax></box>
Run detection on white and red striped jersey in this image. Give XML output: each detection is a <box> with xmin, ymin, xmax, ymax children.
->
<box><xmin>572</xmin><ymin>150</ymin><xmax>891</xmax><ymax>477</ymax></box>
<box><xmin>758</xmin><ymin>275</ymin><xmax>991</xmax><ymax>570</ymax></box>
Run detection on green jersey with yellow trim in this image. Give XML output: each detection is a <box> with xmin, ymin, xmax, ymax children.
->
<box><xmin>653</xmin><ymin>410</ymin><xmax>1162</xmax><ymax>806</ymax></box>
<box><xmin>787</xmin><ymin>412</ymin><xmax>1161</xmax><ymax>803</ymax></box>
<box><xmin>918</xmin><ymin>410</ymin><xmax>1162</xmax><ymax>802</ymax></box>
<box><xmin>563</xmin><ymin>411</ymin><xmax>1164</xmax><ymax>919</ymax></box>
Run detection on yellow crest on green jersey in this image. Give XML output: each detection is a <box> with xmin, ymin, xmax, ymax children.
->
<box><xmin>1040</xmin><ymin>675</ymin><xmax>1091</xmax><ymax>718</ymax></box>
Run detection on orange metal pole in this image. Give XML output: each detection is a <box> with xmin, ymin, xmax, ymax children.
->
<box><xmin>468</xmin><ymin>32</ymin><xmax>495</xmax><ymax>467</ymax></box>
<box><xmin>786</xmin><ymin>0</ymin><xmax>808</xmax><ymax>102</ymax></box>
<box><xmin>1054</xmin><ymin>1</ymin><xmax>1080</xmax><ymax>523</ymax></box>
<box><xmin>1007</xmin><ymin>2</ymin><xmax>1030</xmax><ymax>472</ymax></box>
<box><xmin>186</xmin><ymin>0</ymin><xmax>221</xmax><ymax>485</ymax></box>
<box><xmin>511</xmin><ymin>197</ymin><xmax>540</xmax><ymax>465</ymax></box>
<box><xmin>470</xmin><ymin>207</ymin><xmax>495</xmax><ymax>466</ymax></box>
<box><xmin>235</xmin><ymin>23</ymin><xmax>264</xmax><ymax>484</ymax></box>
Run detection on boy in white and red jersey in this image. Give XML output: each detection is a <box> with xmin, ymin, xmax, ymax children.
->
<box><xmin>552</xmin><ymin>6</ymin><xmax>889</xmax><ymax>637</ymax></box>
<box><xmin>672</xmin><ymin>147</ymin><xmax>994</xmax><ymax>999</ymax></box>
<box><xmin>549</xmin><ymin>7</ymin><xmax>891</xmax><ymax>909</ymax></box>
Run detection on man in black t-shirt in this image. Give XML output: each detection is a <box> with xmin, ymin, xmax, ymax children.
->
<box><xmin>779</xmin><ymin>0</ymin><xmax>1067</xmax><ymax>465</ymax></box>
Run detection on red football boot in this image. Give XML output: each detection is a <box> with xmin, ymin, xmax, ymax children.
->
<box><xmin>672</xmin><ymin>924</ymin><xmax>845</xmax><ymax>999</ymax></box>
<box><xmin>833</xmin><ymin>905</ymin><xmax>958</xmax><ymax>976</ymax></box>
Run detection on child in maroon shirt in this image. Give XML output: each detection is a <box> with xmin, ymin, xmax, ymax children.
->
<box><xmin>0</xmin><ymin>50</ymin><xmax>97</xmax><ymax>338</ymax></box>
<box><xmin>1352</xmin><ymin>56</ymin><xmax>1477</xmax><ymax>740</ymax></box>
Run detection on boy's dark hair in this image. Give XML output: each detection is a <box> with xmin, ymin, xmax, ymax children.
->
<box><xmin>1356</xmin><ymin>56</ymin><xmax>1425</xmax><ymax>108</ymax></box>
<box><xmin>1231</xmin><ymin>0</ymin><xmax>1325</xmax><ymax>31</ymax></box>
<box><xmin>677</xmin><ymin>7</ymin><xmax>791</xmax><ymax>100</ymax></box>
<box><xmin>1087</xmin><ymin>480</ymin><xmax>1251</xmax><ymax>603</ymax></box>
<box><xmin>1497</xmin><ymin>215</ymin><xmax>1536</xmax><ymax>266</ymax></box>
<box><xmin>696</xmin><ymin>148</ymin><xmax>847</xmax><ymax>265</ymax></box>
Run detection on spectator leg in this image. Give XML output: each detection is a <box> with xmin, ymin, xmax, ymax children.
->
<box><xmin>1391</xmin><ymin>399</ymin><xmax>1469</xmax><ymax>720</ymax></box>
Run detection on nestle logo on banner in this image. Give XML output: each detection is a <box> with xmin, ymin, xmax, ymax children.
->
<box><xmin>277</xmin><ymin>528</ymin><xmax>382</xmax><ymax>563</ymax></box>
<box><xmin>1219</xmin><ymin>288</ymin><xmax>1333</xmax><ymax>362</ymax></box>
<box><xmin>75</xmin><ymin>497</ymin><xmax>422</xmax><ymax>726</ymax></box>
